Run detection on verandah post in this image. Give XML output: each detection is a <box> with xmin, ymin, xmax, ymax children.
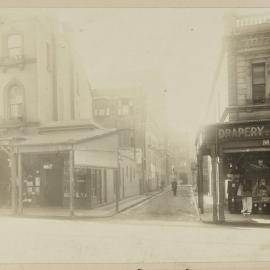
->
<box><xmin>197</xmin><ymin>153</ymin><xmax>204</xmax><ymax>214</ymax></box>
<box><xmin>18</xmin><ymin>151</ymin><xmax>23</xmax><ymax>215</ymax></box>
<box><xmin>10</xmin><ymin>144</ymin><xmax>17</xmax><ymax>215</ymax></box>
<box><xmin>69</xmin><ymin>147</ymin><xmax>75</xmax><ymax>217</ymax></box>
<box><xmin>211</xmin><ymin>146</ymin><xmax>218</xmax><ymax>223</ymax></box>
<box><xmin>218</xmin><ymin>147</ymin><xmax>225</xmax><ymax>222</ymax></box>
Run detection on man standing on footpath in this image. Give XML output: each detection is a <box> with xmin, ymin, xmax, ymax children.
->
<box><xmin>171</xmin><ymin>169</ymin><xmax>178</xmax><ymax>196</ymax></box>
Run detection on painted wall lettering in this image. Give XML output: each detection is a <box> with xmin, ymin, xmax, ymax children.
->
<box><xmin>218</xmin><ymin>126</ymin><xmax>265</xmax><ymax>139</ymax></box>
<box><xmin>263</xmin><ymin>139</ymin><xmax>270</xmax><ymax>146</ymax></box>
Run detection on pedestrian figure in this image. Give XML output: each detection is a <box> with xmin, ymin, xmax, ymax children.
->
<box><xmin>171</xmin><ymin>180</ymin><xmax>177</xmax><ymax>196</ymax></box>
<box><xmin>160</xmin><ymin>180</ymin><xmax>165</xmax><ymax>191</ymax></box>
<box><xmin>238</xmin><ymin>177</ymin><xmax>252</xmax><ymax>215</ymax></box>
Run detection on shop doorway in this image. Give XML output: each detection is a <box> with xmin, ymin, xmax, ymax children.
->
<box><xmin>23</xmin><ymin>153</ymin><xmax>64</xmax><ymax>207</ymax></box>
<box><xmin>0</xmin><ymin>151</ymin><xmax>10</xmax><ymax>207</ymax></box>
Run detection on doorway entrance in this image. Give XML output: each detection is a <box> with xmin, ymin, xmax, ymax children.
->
<box><xmin>22</xmin><ymin>153</ymin><xmax>64</xmax><ymax>207</ymax></box>
<box><xmin>0</xmin><ymin>151</ymin><xmax>10</xmax><ymax>207</ymax></box>
<box><xmin>224</xmin><ymin>151</ymin><xmax>270</xmax><ymax>215</ymax></box>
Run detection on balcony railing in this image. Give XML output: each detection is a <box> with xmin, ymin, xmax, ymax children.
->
<box><xmin>236</xmin><ymin>15</ymin><xmax>270</xmax><ymax>28</ymax></box>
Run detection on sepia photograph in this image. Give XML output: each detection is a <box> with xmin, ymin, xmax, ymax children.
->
<box><xmin>0</xmin><ymin>1</ymin><xmax>270</xmax><ymax>269</ymax></box>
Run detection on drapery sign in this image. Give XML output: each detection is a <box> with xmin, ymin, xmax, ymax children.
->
<box><xmin>217</xmin><ymin>124</ymin><xmax>270</xmax><ymax>142</ymax></box>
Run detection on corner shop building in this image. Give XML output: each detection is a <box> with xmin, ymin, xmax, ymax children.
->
<box><xmin>0</xmin><ymin>129</ymin><xmax>123</xmax><ymax>216</ymax></box>
<box><xmin>197</xmin><ymin>119</ymin><xmax>270</xmax><ymax>223</ymax></box>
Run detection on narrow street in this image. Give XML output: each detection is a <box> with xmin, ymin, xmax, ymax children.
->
<box><xmin>114</xmin><ymin>185</ymin><xmax>199</xmax><ymax>222</ymax></box>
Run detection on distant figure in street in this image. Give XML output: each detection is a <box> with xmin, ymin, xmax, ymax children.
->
<box><xmin>171</xmin><ymin>180</ymin><xmax>178</xmax><ymax>196</ymax></box>
<box><xmin>160</xmin><ymin>180</ymin><xmax>165</xmax><ymax>191</ymax></box>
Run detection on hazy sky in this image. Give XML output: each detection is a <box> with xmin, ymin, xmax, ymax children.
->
<box><xmin>50</xmin><ymin>8</ymin><xmax>270</xmax><ymax>136</ymax></box>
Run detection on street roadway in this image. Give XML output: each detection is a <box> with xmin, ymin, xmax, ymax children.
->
<box><xmin>114</xmin><ymin>185</ymin><xmax>199</xmax><ymax>222</ymax></box>
<box><xmin>0</xmin><ymin>186</ymin><xmax>270</xmax><ymax>265</ymax></box>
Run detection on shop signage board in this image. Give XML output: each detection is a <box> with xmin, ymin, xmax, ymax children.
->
<box><xmin>218</xmin><ymin>126</ymin><xmax>265</xmax><ymax>140</ymax></box>
<box><xmin>202</xmin><ymin>120</ymin><xmax>270</xmax><ymax>146</ymax></box>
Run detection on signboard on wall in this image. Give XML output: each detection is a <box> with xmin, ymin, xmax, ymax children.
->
<box><xmin>202</xmin><ymin>120</ymin><xmax>270</xmax><ymax>146</ymax></box>
<box><xmin>218</xmin><ymin>126</ymin><xmax>266</xmax><ymax>140</ymax></box>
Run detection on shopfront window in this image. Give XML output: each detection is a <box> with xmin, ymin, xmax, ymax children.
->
<box><xmin>75</xmin><ymin>169</ymin><xmax>88</xmax><ymax>198</ymax></box>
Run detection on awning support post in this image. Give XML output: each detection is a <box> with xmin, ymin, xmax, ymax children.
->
<box><xmin>218</xmin><ymin>148</ymin><xmax>225</xmax><ymax>222</ymax></box>
<box><xmin>115</xmin><ymin>148</ymin><xmax>120</xmax><ymax>213</ymax></box>
<box><xmin>197</xmin><ymin>153</ymin><xmax>204</xmax><ymax>213</ymax></box>
<box><xmin>18</xmin><ymin>152</ymin><xmax>23</xmax><ymax>215</ymax></box>
<box><xmin>10</xmin><ymin>149</ymin><xmax>17</xmax><ymax>215</ymax></box>
<box><xmin>69</xmin><ymin>147</ymin><xmax>75</xmax><ymax>217</ymax></box>
<box><xmin>211</xmin><ymin>147</ymin><xmax>218</xmax><ymax>223</ymax></box>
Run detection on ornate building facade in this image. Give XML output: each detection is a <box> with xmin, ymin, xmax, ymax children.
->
<box><xmin>0</xmin><ymin>11</ymin><xmax>135</xmax><ymax>215</ymax></box>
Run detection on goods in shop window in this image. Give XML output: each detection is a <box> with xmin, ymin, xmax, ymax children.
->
<box><xmin>35</xmin><ymin>177</ymin><xmax>40</xmax><ymax>186</ymax></box>
<box><xmin>27</xmin><ymin>181</ymin><xmax>33</xmax><ymax>187</ymax></box>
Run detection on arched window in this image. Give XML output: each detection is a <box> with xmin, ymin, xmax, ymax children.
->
<box><xmin>6</xmin><ymin>85</ymin><xmax>24</xmax><ymax>120</ymax></box>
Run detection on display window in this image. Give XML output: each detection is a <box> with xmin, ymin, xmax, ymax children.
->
<box><xmin>225</xmin><ymin>152</ymin><xmax>270</xmax><ymax>214</ymax></box>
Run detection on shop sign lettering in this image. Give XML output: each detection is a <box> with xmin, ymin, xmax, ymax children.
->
<box><xmin>218</xmin><ymin>126</ymin><xmax>265</xmax><ymax>140</ymax></box>
<box><xmin>263</xmin><ymin>139</ymin><xmax>270</xmax><ymax>146</ymax></box>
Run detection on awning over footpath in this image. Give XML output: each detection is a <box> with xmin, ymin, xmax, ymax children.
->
<box><xmin>75</xmin><ymin>150</ymin><xmax>117</xmax><ymax>169</ymax></box>
<box><xmin>0</xmin><ymin>128</ymin><xmax>119</xmax><ymax>169</ymax></box>
<box><xmin>16</xmin><ymin>128</ymin><xmax>117</xmax><ymax>147</ymax></box>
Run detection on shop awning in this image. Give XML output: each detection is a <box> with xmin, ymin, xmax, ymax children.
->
<box><xmin>74</xmin><ymin>150</ymin><xmax>118</xmax><ymax>169</ymax></box>
<box><xmin>15</xmin><ymin>128</ymin><xmax>118</xmax><ymax>153</ymax></box>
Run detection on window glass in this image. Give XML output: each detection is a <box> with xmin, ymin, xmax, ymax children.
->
<box><xmin>253</xmin><ymin>64</ymin><xmax>265</xmax><ymax>84</ymax></box>
<box><xmin>122</xmin><ymin>105</ymin><xmax>129</xmax><ymax>115</ymax></box>
<box><xmin>252</xmin><ymin>63</ymin><xmax>266</xmax><ymax>104</ymax></box>
<box><xmin>8</xmin><ymin>86</ymin><xmax>23</xmax><ymax>119</ymax></box>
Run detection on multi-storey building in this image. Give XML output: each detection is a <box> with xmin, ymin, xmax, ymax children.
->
<box><xmin>197</xmin><ymin>13</ymin><xmax>270</xmax><ymax>222</ymax></box>
<box><xmin>168</xmin><ymin>130</ymin><xmax>194</xmax><ymax>185</ymax></box>
<box><xmin>92</xmin><ymin>87</ymin><xmax>168</xmax><ymax>193</ymax></box>
<box><xmin>0</xmin><ymin>11</ymin><xmax>93</xmax><ymax>127</ymax></box>
<box><xmin>0</xmin><ymin>11</ymin><xmax>133</xmax><ymax>215</ymax></box>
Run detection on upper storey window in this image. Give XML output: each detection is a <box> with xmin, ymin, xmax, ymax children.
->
<box><xmin>7</xmin><ymin>85</ymin><xmax>24</xmax><ymax>120</ymax></box>
<box><xmin>252</xmin><ymin>63</ymin><xmax>266</xmax><ymax>104</ymax></box>
<box><xmin>7</xmin><ymin>34</ymin><xmax>23</xmax><ymax>59</ymax></box>
<box><xmin>118</xmin><ymin>99</ymin><xmax>130</xmax><ymax>115</ymax></box>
